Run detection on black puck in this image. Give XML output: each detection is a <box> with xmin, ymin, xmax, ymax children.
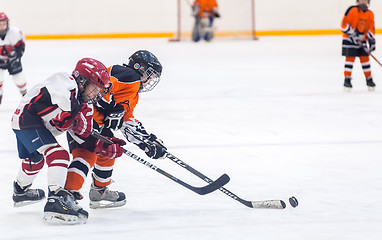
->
<box><xmin>289</xmin><ymin>196</ymin><xmax>298</xmax><ymax>207</ymax></box>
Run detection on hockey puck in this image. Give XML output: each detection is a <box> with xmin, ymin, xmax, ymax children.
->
<box><xmin>289</xmin><ymin>196</ymin><xmax>298</xmax><ymax>208</ymax></box>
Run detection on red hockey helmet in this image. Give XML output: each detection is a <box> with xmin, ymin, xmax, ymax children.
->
<box><xmin>73</xmin><ymin>58</ymin><xmax>111</xmax><ymax>103</ymax></box>
<box><xmin>0</xmin><ymin>12</ymin><xmax>9</xmax><ymax>35</ymax></box>
<box><xmin>0</xmin><ymin>12</ymin><xmax>8</xmax><ymax>21</ymax></box>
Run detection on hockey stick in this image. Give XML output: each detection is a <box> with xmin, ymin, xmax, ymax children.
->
<box><xmin>359</xmin><ymin>43</ymin><xmax>382</xmax><ymax>67</ymax></box>
<box><xmin>369</xmin><ymin>52</ymin><xmax>382</xmax><ymax>67</ymax></box>
<box><xmin>122</xmin><ymin>127</ymin><xmax>286</xmax><ymax>209</ymax></box>
<box><xmin>91</xmin><ymin>130</ymin><xmax>230</xmax><ymax>196</ymax></box>
<box><xmin>166</xmin><ymin>153</ymin><xmax>286</xmax><ymax>209</ymax></box>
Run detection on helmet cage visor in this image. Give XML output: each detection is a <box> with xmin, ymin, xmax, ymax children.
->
<box><xmin>77</xmin><ymin>75</ymin><xmax>111</xmax><ymax>103</ymax></box>
<box><xmin>139</xmin><ymin>67</ymin><xmax>161</xmax><ymax>93</ymax></box>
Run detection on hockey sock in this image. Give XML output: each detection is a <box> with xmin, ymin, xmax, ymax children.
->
<box><xmin>360</xmin><ymin>56</ymin><xmax>372</xmax><ymax>79</ymax></box>
<box><xmin>0</xmin><ymin>69</ymin><xmax>5</xmax><ymax>96</ymax></box>
<box><xmin>92</xmin><ymin>156</ymin><xmax>115</xmax><ymax>187</ymax></box>
<box><xmin>344</xmin><ymin>56</ymin><xmax>355</xmax><ymax>78</ymax></box>
<box><xmin>65</xmin><ymin>148</ymin><xmax>97</xmax><ymax>191</ymax></box>
<box><xmin>42</xmin><ymin>143</ymin><xmax>70</xmax><ymax>188</ymax></box>
<box><xmin>11</xmin><ymin>72</ymin><xmax>27</xmax><ymax>95</ymax></box>
<box><xmin>16</xmin><ymin>158</ymin><xmax>45</xmax><ymax>188</ymax></box>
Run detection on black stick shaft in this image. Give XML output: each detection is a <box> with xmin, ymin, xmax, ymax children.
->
<box><xmin>91</xmin><ymin>130</ymin><xmax>229</xmax><ymax>195</ymax></box>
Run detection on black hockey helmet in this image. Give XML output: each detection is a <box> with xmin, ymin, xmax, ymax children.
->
<box><xmin>126</xmin><ymin>50</ymin><xmax>163</xmax><ymax>92</ymax></box>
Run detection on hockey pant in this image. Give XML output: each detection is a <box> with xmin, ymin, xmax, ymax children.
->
<box><xmin>65</xmin><ymin>148</ymin><xmax>116</xmax><ymax>191</ymax></box>
<box><xmin>344</xmin><ymin>56</ymin><xmax>372</xmax><ymax>80</ymax></box>
<box><xmin>14</xmin><ymin>128</ymin><xmax>70</xmax><ymax>190</ymax></box>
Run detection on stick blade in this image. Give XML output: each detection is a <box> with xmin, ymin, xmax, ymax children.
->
<box><xmin>251</xmin><ymin>200</ymin><xmax>286</xmax><ymax>209</ymax></box>
<box><xmin>197</xmin><ymin>174</ymin><xmax>230</xmax><ymax>195</ymax></box>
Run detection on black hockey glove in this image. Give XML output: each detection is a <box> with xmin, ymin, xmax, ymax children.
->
<box><xmin>7</xmin><ymin>51</ymin><xmax>18</xmax><ymax>62</ymax></box>
<box><xmin>104</xmin><ymin>104</ymin><xmax>125</xmax><ymax>130</ymax></box>
<box><xmin>348</xmin><ymin>32</ymin><xmax>359</xmax><ymax>46</ymax></box>
<box><xmin>368</xmin><ymin>38</ymin><xmax>376</xmax><ymax>52</ymax></box>
<box><xmin>214</xmin><ymin>11</ymin><xmax>220</xmax><ymax>18</ymax></box>
<box><xmin>138</xmin><ymin>134</ymin><xmax>167</xmax><ymax>159</ymax></box>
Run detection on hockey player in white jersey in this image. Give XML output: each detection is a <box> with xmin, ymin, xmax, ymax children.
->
<box><xmin>11</xmin><ymin>58</ymin><xmax>111</xmax><ymax>224</ymax></box>
<box><xmin>0</xmin><ymin>12</ymin><xmax>27</xmax><ymax>104</ymax></box>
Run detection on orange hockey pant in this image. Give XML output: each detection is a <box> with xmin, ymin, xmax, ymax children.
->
<box><xmin>65</xmin><ymin>148</ymin><xmax>116</xmax><ymax>191</ymax></box>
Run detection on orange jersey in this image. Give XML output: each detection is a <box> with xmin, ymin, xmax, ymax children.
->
<box><xmin>93</xmin><ymin>65</ymin><xmax>141</xmax><ymax>126</ymax></box>
<box><xmin>193</xmin><ymin>0</ymin><xmax>218</xmax><ymax>18</ymax></box>
<box><xmin>341</xmin><ymin>6</ymin><xmax>375</xmax><ymax>41</ymax></box>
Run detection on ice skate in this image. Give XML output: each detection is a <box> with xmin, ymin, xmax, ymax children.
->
<box><xmin>13</xmin><ymin>181</ymin><xmax>45</xmax><ymax>207</ymax></box>
<box><xmin>43</xmin><ymin>187</ymin><xmax>88</xmax><ymax>225</ymax></box>
<box><xmin>89</xmin><ymin>183</ymin><xmax>126</xmax><ymax>209</ymax></box>
<box><xmin>366</xmin><ymin>78</ymin><xmax>376</xmax><ymax>91</ymax></box>
<box><xmin>344</xmin><ymin>78</ymin><xmax>352</xmax><ymax>92</ymax></box>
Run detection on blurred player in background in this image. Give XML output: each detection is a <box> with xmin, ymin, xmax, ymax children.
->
<box><xmin>11</xmin><ymin>58</ymin><xmax>111</xmax><ymax>224</ymax></box>
<box><xmin>0</xmin><ymin>12</ymin><xmax>27</xmax><ymax>104</ymax></box>
<box><xmin>65</xmin><ymin>50</ymin><xmax>166</xmax><ymax>209</ymax></box>
<box><xmin>341</xmin><ymin>0</ymin><xmax>376</xmax><ymax>91</ymax></box>
<box><xmin>191</xmin><ymin>0</ymin><xmax>220</xmax><ymax>42</ymax></box>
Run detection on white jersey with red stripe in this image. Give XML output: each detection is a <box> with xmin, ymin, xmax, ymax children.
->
<box><xmin>0</xmin><ymin>27</ymin><xmax>24</xmax><ymax>46</ymax></box>
<box><xmin>0</xmin><ymin>27</ymin><xmax>25</xmax><ymax>60</ymax></box>
<box><xmin>11</xmin><ymin>72</ymin><xmax>82</xmax><ymax>136</ymax></box>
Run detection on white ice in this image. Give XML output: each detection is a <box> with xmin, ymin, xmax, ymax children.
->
<box><xmin>1</xmin><ymin>35</ymin><xmax>382</xmax><ymax>240</ymax></box>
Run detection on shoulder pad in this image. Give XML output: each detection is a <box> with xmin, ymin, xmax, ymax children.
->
<box><xmin>344</xmin><ymin>6</ymin><xmax>357</xmax><ymax>16</ymax></box>
<box><xmin>110</xmin><ymin>65</ymin><xmax>141</xmax><ymax>84</ymax></box>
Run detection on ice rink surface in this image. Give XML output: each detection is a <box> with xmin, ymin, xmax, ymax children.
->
<box><xmin>1</xmin><ymin>35</ymin><xmax>382</xmax><ymax>239</ymax></box>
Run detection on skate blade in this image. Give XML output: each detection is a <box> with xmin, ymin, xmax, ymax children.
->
<box><xmin>43</xmin><ymin>212</ymin><xmax>87</xmax><ymax>225</ymax></box>
<box><xmin>14</xmin><ymin>198</ymin><xmax>45</xmax><ymax>207</ymax></box>
<box><xmin>89</xmin><ymin>199</ymin><xmax>127</xmax><ymax>209</ymax></box>
<box><xmin>368</xmin><ymin>86</ymin><xmax>375</xmax><ymax>91</ymax></box>
<box><xmin>344</xmin><ymin>87</ymin><xmax>352</xmax><ymax>92</ymax></box>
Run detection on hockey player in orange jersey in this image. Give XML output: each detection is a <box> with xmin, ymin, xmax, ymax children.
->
<box><xmin>65</xmin><ymin>50</ymin><xmax>165</xmax><ymax>209</ymax></box>
<box><xmin>192</xmin><ymin>0</ymin><xmax>220</xmax><ymax>42</ymax></box>
<box><xmin>341</xmin><ymin>0</ymin><xmax>376</xmax><ymax>91</ymax></box>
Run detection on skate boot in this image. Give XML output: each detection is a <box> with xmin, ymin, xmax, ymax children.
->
<box><xmin>344</xmin><ymin>77</ymin><xmax>352</xmax><ymax>91</ymax></box>
<box><xmin>366</xmin><ymin>77</ymin><xmax>376</xmax><ymax>91</ymax></box>
<box><xmin>66</xmin><ymin>189</ymin><xmax>84</xmax><ymax>201</ymax></box>
<box><xmin>43</xmin><ymin>187</ymin><xmax>88</xmax><ymax>225</ymax></box>
<box><xmin>89</xmin><ymin>183</ymin><xmax>126</xmax><ymax>209</ymax></box>
<box><xmin>13</xmin><ymin>181</ymin><xmax>45</xmax><ymax>207</ymax></box>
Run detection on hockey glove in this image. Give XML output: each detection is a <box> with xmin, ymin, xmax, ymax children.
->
<box><xmin>72</xmin><ymin>104</ymin><xmax>93</xmax><ymax>138</ymax></box>
<box><xmin>213</xmin><ymin>8</ymin><xmax>220</xmax><ymax>18</ymax></box>
<box><xmin>95</xmin><ymin>136</ymin><xmax>126</xmax><ymax>159</ymax></box>
<box><xmin>7</xmin><ymin>51</ymin><xmax>18</xmax><ymax>63</ymax></box>
<box><xmin>121</xmin><ymin>118</ymin><xmax>150</xmax><ymax>145</ymax></box>
<box><xmin>368</xmin><ymin>37</ymin><xmax>376</xmax><ymax>52</ymax></box>
<box><xmin>344</xmin><ymin>27</ymin><xmax>360</xmax><ymax>46</ymax></box>
<box><xmin>50</xmin><ymin>111</ymin><xmax>73</xmax><ymax>132</ymax></box>
<box><xmin>104</xmin><ymin>104</ymin><xmax>125</xmax><ymax>130</ymax></box>
<box><xmin>192</xmin><ymin>5</ymin><xmax>200</xmax><ymax>17</ymax></box>
<box><xmin>138</xmin><ymin>134</ymin><xmax>167</xmax><ymax>159</ymax></box>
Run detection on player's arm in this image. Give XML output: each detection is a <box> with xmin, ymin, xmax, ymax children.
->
<box><xmin>96</xmin><ymin>93</ymin><xmax>125</xmax><ymax>131</ymax></box>
<box><xmin>367</xmin><ymin>11</ymin><xmax>376</xmax><ymax>52</ymax></box>
<box><xmin>8</xmin><ymin>30</ymin><xmax>26</xmax><ymax>62</ymax></box>
<box><xmin>121</xmin><ymin>118</ymin><xmax>167</xmax><ymax>160</ymax></box>
<box><xmin>341</xmin><ymin>7</ymin><xmax>359</xmax><ymax>45</ymax></box>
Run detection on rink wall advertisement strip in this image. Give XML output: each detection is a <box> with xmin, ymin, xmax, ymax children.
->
<box><xmin>25</xmin><ymin>29</ymin><xmax>382</xmax><ymax>40</ymax></box>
